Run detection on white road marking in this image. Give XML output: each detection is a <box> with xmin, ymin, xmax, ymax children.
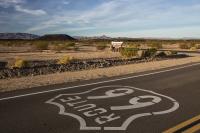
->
<box><xmin>46</xmin><ymin>98</ymin><xmax>101</xmax><ymax>130</ymax></box>
<box><xmin>0</xmin><ymin>62</ymin><xmax>200</xmax><ymax>101</ymax></box>
<box><xmin>152</xmin><ymin>102</ymin><xmax>180</xmax><ymax>115</ymax></box>
<box><xmin>104</xmin><ymin>113</ymin><xmax>152</xmax><ymax>130</ymax></box>
<box><xmin>46</xmin><ymin>85</ymin><xmax>179</xmax><ymax>131</ymax></box>
<box><xmin>87</xmin><ymin>88</ymin><xmax>134</xmax><ymax>100</ymax></box>
<box><xmin>110</xmin><ymin>95</ymin><xmax>162</xmax><ymax>110</ymax></box>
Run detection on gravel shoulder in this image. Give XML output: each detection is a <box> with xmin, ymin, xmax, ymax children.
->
<box><xmin>0</xmin><ymin>56</ymin><xmax>200</xmax><ymax>92</ymax></box>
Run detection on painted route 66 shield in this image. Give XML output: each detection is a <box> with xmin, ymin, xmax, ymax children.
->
<box><xmin>46</xmin><ymin>85</ymin><xmax>179</xmax><ymax>131</ymax></box>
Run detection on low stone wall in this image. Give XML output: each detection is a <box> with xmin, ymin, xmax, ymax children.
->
<box><xmin>0</xmin><ymin>54</ymin><xmax>188</xmax><ymax>79</ymax></box>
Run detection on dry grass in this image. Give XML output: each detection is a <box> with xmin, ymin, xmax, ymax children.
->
<box><xmin>0</xmin><ymin>43</ymin><xmax>198</xmax><ymax>61</ymax></box>
<box><xmin>0</xmin><ymin>50</ymin><xmax>121</xmax><ymax>61</ymax></box>
<box><xmin>8</xmin><ymin>58</ymin><xmax>28</xmax><ymax>68</ymax></box>
<box><xmin>57</xmin><ymin>55</ymin><xmax>73</xmax><ymax>65</ymax></box>
<box><xmin>1</xmin><ymin>56</ymin><xmax>200</xmax><ymax>92</ymax></box>
<box><xmin>0</xmin><ymin>43</ymin><xmax>119</xmax><ymax>61</ymax></box>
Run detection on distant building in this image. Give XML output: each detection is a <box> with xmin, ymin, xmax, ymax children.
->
<box><xmin>110</xmin><ymin>41</ymin><xmax>124</xmax><ymax>52</ymax></box>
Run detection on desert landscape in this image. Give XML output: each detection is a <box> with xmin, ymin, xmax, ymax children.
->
<box><xmin>0</xmin><ymin>33</ymin><xmax>200</xmax><ymax>92</ymax></box>
<box><xmin>1</xmin><ymin>1</ymin><xmax>200</xmax><ymax>133</ymax></box>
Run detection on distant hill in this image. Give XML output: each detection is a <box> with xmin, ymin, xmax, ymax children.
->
<box><xmin>94</xmin><ymin>35</ymin><xmax>112</xmax><ymax>40</ymax></box>
<box><xmin>74</xmin><ymin>35</ymin><xmax>112</xmax><ymax>40</ymax></box>
<box><xmin>0</xmin><ymin>33</ymin><xmax>40</xmax><ymax>40</ymax></box>
<box><xmin>74</xmin><ymin>35</ymin><xmax>200</xmax><ymax>41</ymax></box>
<box><xmin>38</xmin><ymin>34</ymin><xmax>76</xmax><ymax>41</ymax></box>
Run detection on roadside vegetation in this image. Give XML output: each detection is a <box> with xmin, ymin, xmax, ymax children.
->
<box><xmin>95</xmin><ymin>42</ymin><xmax>108</xmax><ymax>50</ymax></box>
<box><xmin>0</xmin><ymin>40</ymin><xmax>78</xmax><ymax>52</ymax></box>
<box><xmin>57</xmin><ymin>55</ymin><xmax>73</xmax><ymax>65</ymax></box>
<box><xmin>120</xmin><ymin>48</ymin><xmax>139</xmax><ymax>58</ymax></box>
<box><xmin>147</xmin><ymin>42</ymin><xmax>162</xmax><ymax>49</ymax></box>
<box><xmin>7</xmin><ymin>58</ymin><xmax>28</xmax><ymax>69</ymax></box>
<box><xmin>0</xmin><ymin>38</ymin><xmax>193</xmax><ymax>80</ymax></box>
<box><xmin>179</xmin><ymin>43</ymin><xmax>200</xmax><ymax>50</ymax></box>
<box><xmin>179</xmin><ymin>43</ymin><xmax>191</xmax><ymax>49</ymax></box>
<box><xmin>0</xmin><ymin>38</ymin><xmax>199</xmax><ymax>91</ymax></box>
<box><xmin>1</xmin><ymin>39</ymin><xmax>200</xmax><ymax>51</ymax></box>
<box><xmin>143</xmin><ymin>48</ymin><xmax>158</xmax><ymax>57</ymax></box>
<box><xmin>34</xmin><ymin>41</ymin><xmax>49</xmax><ymax>50</ymax></box>
<box><xmin>120</xmin><ymin>47</ymin><xmax>158</xmax><ymax>58</ymax></box>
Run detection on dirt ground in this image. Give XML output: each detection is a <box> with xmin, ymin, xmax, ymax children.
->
<box><xmin>0</xmin><ymin>43</ymin><xmax>198</xmax><ymax>61</ymax></box>
<box><xmin>1</xmin><ymin>56</ymin><xmax>200</xmax><ymax>92</ymax></box>
<box><xmin>0</xmin><ymin>44</ymin><xmax>120</xmax><ymax>61</ymax></box>
<box><xmin>0</xmin><ymin>50</ymin><xmax>121</xmax><ymax>61</ymax></box>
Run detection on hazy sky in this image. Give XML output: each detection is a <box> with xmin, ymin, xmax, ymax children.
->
<box><xmin>0</xmin><ymin>0</ymin><xmax>200</xmax><ymax>38</ymax></box>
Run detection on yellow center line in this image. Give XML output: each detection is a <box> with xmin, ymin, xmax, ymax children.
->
<box><xmin>163</xmin><ymin>114</ymin><xmax>200</xmax><ymax>133</ymax></box>
<box><xmin>183</xmin><ymin>123</ymin><xmax>200</xmax><ymax>133</ymax></box>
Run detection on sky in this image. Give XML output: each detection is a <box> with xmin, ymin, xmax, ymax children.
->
<box><xmin>0</xmin><ymin>0</ymin><xmax>200</xmax><ymax>38</ymax></box>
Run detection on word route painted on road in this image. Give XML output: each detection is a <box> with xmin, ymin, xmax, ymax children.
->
<box><xmin>46</xmin><ymin>86</ymin><xmax>179</xmax><ymax>131</ymax></box>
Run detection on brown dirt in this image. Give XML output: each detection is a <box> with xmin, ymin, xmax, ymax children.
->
<box><xmin>0</xmin><ymin>50</ymin><xmax>121</xmax><ymax>61</ymax></box>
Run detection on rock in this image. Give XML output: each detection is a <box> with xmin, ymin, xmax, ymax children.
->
<box><xmin>0</xmin><ymin>55</ymin><xmax>187</xmax><ymax>79</ymax></box>
<box><xmin>0</xmin><ymin>62</ymin><xmax>7</xmax><ymax>69</ymax></box>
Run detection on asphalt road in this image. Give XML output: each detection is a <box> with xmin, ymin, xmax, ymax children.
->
<box><xmin>1</xmin><ymin>63</ymin><xmax>200</xmax><ymax>133</ymax></box>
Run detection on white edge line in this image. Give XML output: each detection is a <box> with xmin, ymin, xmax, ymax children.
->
<box><xmin>0</xmin><ymin>62</ymin><xmax>200</xmax><ymax>101</ymax></box>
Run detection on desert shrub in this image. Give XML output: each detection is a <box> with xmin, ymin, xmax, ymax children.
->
<box><xmin>51</xmin><ymin>43</ymin><xmax>79</xmax><ymax>52</ymax></box>
<box><xmin>7</xmin><ymin>58</ymin><xmax>28</xmax><ymax>69</ymax></box>
<box><xmin>52</xmin><ymin>44</ymin><xmax>65</xmax><ymax>52</ymax></box>
<box><xmin>190</xmin><ymin>43</ymin><xmax>196</xmax><ymax>47</ymax></box>
<box><xmin>63</xmin><ymin>43</ymin><xmax>73</xmax><ymax>50</ymax></box>
<box><xmin>148</xmin><ymin>42</ymin><xmax>162</xmax><ymax>49</ymax></box>
<box><xmin>160</xmin><ymin>51</ymin><xmax>177</xmax><ymax>56</ymax></box>
<box><xmin>170</xmin><ymin>51</ymin><xmax>178</xmax><ymax>55</ymax></box>
<box><xmin>173</xmin><ymin>51</ymin><xmax>178</xmax><ymax>55</ymax></box>
<box><xmin>155</xmin><ymin>51</ymin><xmax>167</xmax><ymax>57</ymax></box>
<box><xmin>67</xmin><ymin>42</ymin><xmax>76</xmax><ymax>47</ymax></box>
<box><xmin>195</xmin><ymin>44</ymin><xmax>200</xmax><ymax>49</ymax></box>
<box><xmin>96</xmin><ymin>43</ymin><xmax>107</xmax><ymax>50</ymax></box>
<box><xmin>120</xmin><ymin>48</ymin><xmax>139</xmax><ymax>58</ymax></box>
<box><xmin>127</xmin><ymin>43</ymin><xmax>141</xmax><ymax>48</ymax></box>
<box><xmin>179</xmin><ymin>43</ymin><xmax>190</xmax><ymax>49</ymax></box>
<box><xmin>0</xmin><ymin>40</ymin><xmax>24</xmax><ymax>47</ymax></box>
<box><xmin>73</xmin><ymin>46</ymin><xmax>80</xmax><ymax>51</ymax></box>
<box><xmin>34</xmin><ymin>41</ymin><xmax>49</xmax><ymax>50</ymax></box>
<box><xmin>143</xmin><ymin>48</ymin><xmax>157</xmax><ymax>57</ymax></box>
<box><xmin>190</xmin><ymin>47</ymin><xmax>197</xmax><ymax>51</ymax></box>
<box><xmin>57</xmin><ymin>56</ymin><xmax>73</xmax><ymax>65</ymax></box>
<box><xmin>134</xmin><ymin>44</ymin><xmax>141</xmax><ymax>48</ymax></box>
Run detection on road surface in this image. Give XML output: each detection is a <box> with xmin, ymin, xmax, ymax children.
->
<box><xmin>1</xmin><ymin>63</ymin><xmax>200</xmax><ymax>133</ymax></box>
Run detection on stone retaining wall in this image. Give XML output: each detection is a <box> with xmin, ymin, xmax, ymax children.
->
<box><xmin>0</xmin><ymin>54</ymin><xmax>188</xmax><ymax>79</ymax></box>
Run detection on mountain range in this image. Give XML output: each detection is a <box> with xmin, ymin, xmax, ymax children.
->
<box><xmin>0</xmin><ymin>33</ymin><xmax>40</xmax><ymax>40</ymax></box>
<box><xmin>0</xmin><ymin>33</ymin><xmax>199</xmax><ymax>41</ymax></box>
<box><xmin>0</xmin><ymin>33</ymin><xmax>76</xmax><ymax>41</ymax></box>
